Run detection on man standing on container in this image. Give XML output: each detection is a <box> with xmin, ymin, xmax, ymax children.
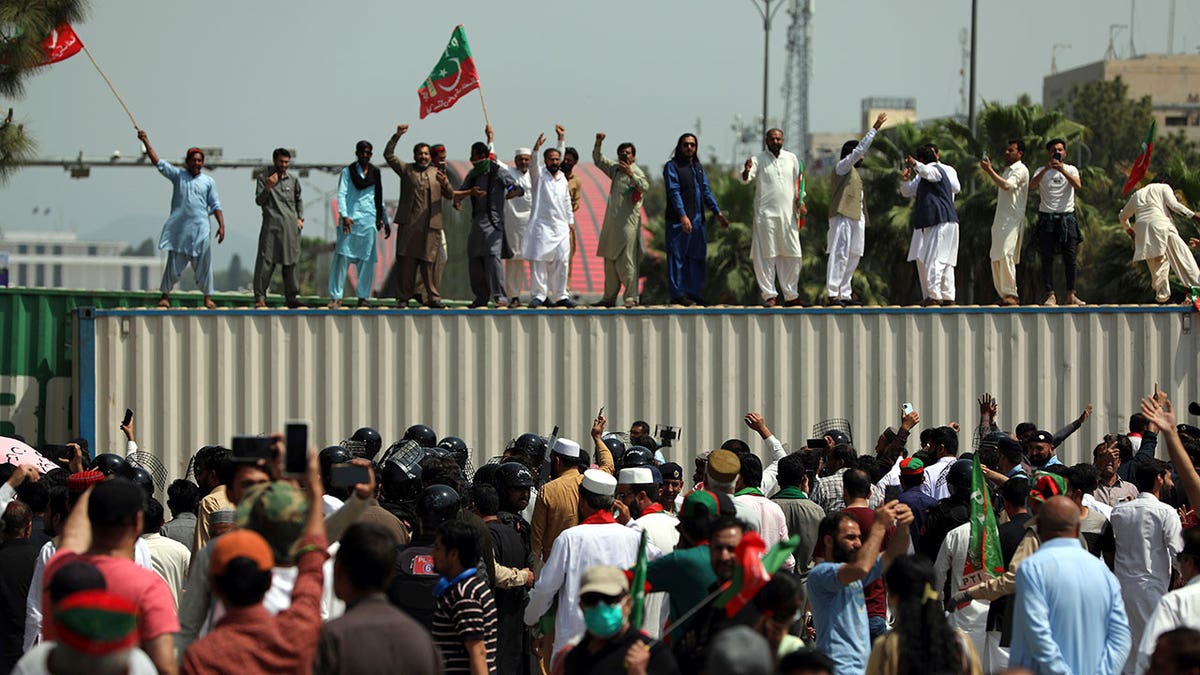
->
<box><xmin>825</xmin><ymin>114</ymin><xmax>886</xmax><ymax>307</ymax></box>
<box><xmin>592</xmin><ymin>132</ymin><xmax>650</xmax><ymax>307</ymax></box>
<box><xmin>385</xmin><ymin>124</ymin><xmax>452</xmax><ymax>309</ymax></box>
<box><xmin>329</xmin><ymin>140</ymin><xmax>387</xmax><ymax>309</ymax></box>
<box><xmin>458</xmin><ymin>132</ymin><xmax>524</xmax><ymax>308</ymax></box>
<box><xmin>523</xmin><ymin>125</ymin><xmax>575</xmax><ymax>308</ymax></box>
<box><xmin>1030</xmin><ymin>138</ymin><xmax>1085</xmax><ymax>306</ymax></box>
<box><xmin>981</xmin><ymin>140</ymin><xmax>1029</xmax><ymax>306</ymax></box>
<box><xmin>663</xmin><ymin>133</ymin><xmax>729</xmax><ymax>306</ymax></box>
<box><xmin>137</xmin><ymin>129</ymin><xmax>225</xmax><ymax>310</ymax></box>
<box><xmin>741</xmin><ymin>127</ymin><xmax>805</xmax><ymax>307</ymax></box>
<box><xmin>253</xmin><ymin>148</ymin><xmax>304</xmax><ymax>309</ymax></box>
<box><xmin>901</xmin><ymin>143</ymin><xmax>961</xmax><ymax>306</ymax></box>
<box><xmin>502</xmin><ymin>147</ymin><xmax>534</xmax><ymax>307</ymax></box>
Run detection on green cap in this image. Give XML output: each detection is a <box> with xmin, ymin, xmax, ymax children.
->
<box><xmin>236</xmin><ymin>481</ymin><xmax>310</xmax><ymax>565</ymax></box>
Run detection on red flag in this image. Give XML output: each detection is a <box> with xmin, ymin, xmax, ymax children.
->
<box><xmin>417</xmin><ymin>26</ymin><xmax>480</xmax><ymax>119</ymax></box>
<box><xmin>1122</xmin><ymin>120</ymin><xmax>1156</xmax><ymax>197</ymax></box>
<box><xmin>38</xmin><ymin>23</ymin><xmax>82</xmax><ymax>66</ymax></box>
<box><xmin>713</xmin><ymin>532</ymin><xmax>800</xmax><ymax>617</ymax></box>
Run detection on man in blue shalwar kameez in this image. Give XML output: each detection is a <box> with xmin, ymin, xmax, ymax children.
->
<box><xmin>329</xmin><ymin>140</ymin><xmax>389</xmax><ymax>308</ymax></box>
<box><xmin>138</xmin><ymin>129</ymin><xmax>226</xmax><ymax>309</ymax></box>
<box><xmin>663</xmin><ymin>133</ymin><xmax>728</xmax><ymax>306</ymax></box>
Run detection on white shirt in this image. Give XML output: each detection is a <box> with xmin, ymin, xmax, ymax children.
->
<box><xmin>502</xmin><ymin>165</ymin><xmax>533</xmax><ymax>255</ymax></box>
<box><xmin>741</xmin><ymin>150</ymin><xmax>802</xmax><ymax>258</ymax></box>
<box><xmin>141</xmin><ymin>533</ymin><xmax>191</xmax><ymax>607</ymax></box>
<box><xmin>1082</xmin><ymin>492</ymin><xmax>1113</xmax><ymax>520</ymax></box>
<box><xmin>921</xmin><ymin>456</ymin><xmax>958</xmax><ymax>501</ymax></box>
<box><xmin>630</xmin><ymin>510</ymin><xmax>680</xmax><ymax>638</ymax></box>
<box><xmin>1110</xmin><ymin>492</ymin><xmax>1184</xmax><ymax>642</ymax></box>
<box><xmin>524</xmin><ymin>521</ymin><xmax>660</xmax><ymax>657</ymax></box>
<box><xmin>1135</xmin><ymin>575</ymin><xmax>1200</xmax><ymax>675</ymax></box>
<box><xmin>24</xmin><ymin>538</ymin><xmax>155</xmax><ymax>652</ymax></box>
<box><xmin>13</xmin><ymin>642</ymin><xmax>158</xmax><ymax>675</ymax></box>
<box><xmin>1120</xmin><ymin>183</ymin><xmax>1196</xmax><ymax>262</ymax></box>
<box><xmin>901</xmin><ymin>161</ymin><xmax>962</xmax><ymax>200</ymax></box>
<box><xmin>1036</xmin><ymin>164</ymin><xmax>1079</xmax><ymax>213</ymax></box>
<box><xmin>522</xmin><ymin>140</ymin><xmax>572</xmax><ymax>262</ymax></box>
<box><xmin>992</xmin><ymin>160</ymin><xmax>1030</xmax><ymax>227</ymax></box>
<box><xmin>760</xmin><ymin>435</ymin><xmax>788</xmax><ymax>497</ymax></box>
<box><xmin>933</xmin><ymin>523</ymin><xmax>991</xmax><ymax>642</ymax></box>
<box><xmin>734</xmin><ymin>493</ymin><xmax>795</xmax><ymax>571</ymax></box>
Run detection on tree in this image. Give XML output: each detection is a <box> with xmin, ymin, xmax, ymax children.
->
<box><xmin>0</xmin><ymin>0</ymin><xmax>89</xmax><ymax>183</ymax></box>
<box><xmin>121</xmin><ymin>237</ymin><xmax>157</xmax><ymax>257</ymax></box>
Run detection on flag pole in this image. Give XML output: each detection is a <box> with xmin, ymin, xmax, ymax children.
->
<box><xmin>476</xmin><ymin>84</ymin><xmax>492</xmax><ymax>130</ymax></box>
<box><xmin>77</xmin><ymin>41</ymin><xmax>139</xmax><ymax>130</ymax></box>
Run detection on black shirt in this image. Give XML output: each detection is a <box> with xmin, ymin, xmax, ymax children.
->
<box><xmin>0</xmin><ymin>539</ymin><xmax>39</xmax><ymax>672</ymax></box>
<box><xmin>564</xmin><ymin>627</ymin><xmax>681</xmax><ymax>675</ymax></box>
<box><xmin>387</xmin><ymin>540</ymin><xmax>439</xmax><ymax>631</ymax></box>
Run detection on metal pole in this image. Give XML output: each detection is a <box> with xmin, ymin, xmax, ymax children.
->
<box><xmin>762</xmin><ymin>0</ymin><xmax>772</xmax><ymax>142</ymax></box>
<box><xmin>967</xmin><ymin>0</ymin><xmax>978</xmax><ymax>135</ymax></box>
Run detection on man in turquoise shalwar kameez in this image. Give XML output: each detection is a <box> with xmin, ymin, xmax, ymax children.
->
<box><xmin>329</xmin><ymin>140</ymin><xmax>389</xmax><ymax>308</ymax></box>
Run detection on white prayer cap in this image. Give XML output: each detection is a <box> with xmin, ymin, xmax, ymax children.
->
<box><xmin>514</xmin><ymin>147</ymin><xmax>532</xmax><ymax>157</ymax></box>
<box><xmin>618</xmin><ymin>467</ymin><xmax>654</xmax><ymax>486</ymax></box>
<box><xmin>581</xmin><ymin>469</ymin><xmax>617</xmax><ymax>496</ymax></box>
<box><xmin>552</xmin><ymin>438</ymin><xmax>581</xmax><ymax>458</ymax></box>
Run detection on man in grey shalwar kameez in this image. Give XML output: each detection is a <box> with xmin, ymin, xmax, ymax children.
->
<box><xmin>457</xmin><ymin>139</ymin><xmax>524</xmax><ymax>307</ymax></box>
<box><xmin>253</xmin><ymin>148</ymin><xmax>304</xmax><ymax>308</ymax></box>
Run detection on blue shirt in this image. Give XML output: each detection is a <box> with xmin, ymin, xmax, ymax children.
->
<box><xmin>808</xmin><ymin>558</ymin><xmax>882</xmax><ymax>675</ymax></box>
<box><xmin>336</xmin><ymin>165</ymin><xmax>381</xmax><ymax>261</ymax></box>
<box><xmin>1010</xmin><ymin>538</ymin><xmax>1131</xmax><ymax>675</ymax></box>
<box><xmin>897</xmin><ymin>486</ymin><xmax>938</xmax><ymax>548</ymax></box>
<box><xmin>156</xmin><ymin>160</ymin><xmax>221</xmax><ymax>257</ymax></box>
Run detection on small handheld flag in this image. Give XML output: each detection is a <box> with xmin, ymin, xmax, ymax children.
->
<box><xmin>1122</xmin><ymin>120</ymin><xmax>1156</xmax><ymax>197</ymax></box>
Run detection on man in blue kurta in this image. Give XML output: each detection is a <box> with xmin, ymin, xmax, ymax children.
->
<box><xmin>1009</xmin><ymin>496</ymin><xmax>1131</xmax><ymax>675</ymax></box>
<box><xmin>329</xmin><ymin>140</ymin><xmax>388</xmax><ymax>308</ymax></box>
<box><xmin>662</xmin><ymin>133</ymin><xmax>728</xmax><ymax>306</ymax></box>
<box><xmin>138</xmin><ymin>129</ymin><xmax>225</xmax><ymax>309</ymax></box>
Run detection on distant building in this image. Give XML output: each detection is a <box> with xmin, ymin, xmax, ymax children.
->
<box><xmin>1043</xmin><ymin>54</ymin><xmax>1200</xmax><ymax>143</ymax></box>
<box><xmin>861</xmin><ymin>97</ymin><xmax>918</xmax><ymax>132</ymax></box>
<box><xmin>0</xmin><ymin>231</ymin><xmax>161</xmax><ymax>291</ymax></box>
<box><xmin>807</xmin><ymin>97</ymin><xmax>918</xmax><ymax>173</ymax></box>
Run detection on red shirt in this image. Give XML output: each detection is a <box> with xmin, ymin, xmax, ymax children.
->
<box><xmin>181</xmin><ymin>534</ymin><xmax>329</xmax><ymax>675</ymax></box>
<box><xmin>42</xmin><ymin>550</ymin><xmax>179</xmax><ymax>643</ymax></box>
<box><xmin>843</xmin><ymin>506</ymin><xmax>891</xmax><ymax>619</ymax></box>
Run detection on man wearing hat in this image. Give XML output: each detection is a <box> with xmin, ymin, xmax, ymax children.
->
<box><xmin>658</xmin><ymin>463</ymin><xmax>685</xmax><ymax>515</ymax></box>
<box><xmin>14</xmin><ymin>588</ymin><xmax>156</xmax><ymax>675</ymax></box>
<box><xmin>42</xmin><ymin>479</ymin><xmax>178</xmax><ymax>675</ymax></box>
<box><xmin>705</xmin><ymin>449</ymin><xmax>762</xmax><ymax>532</ymax></box>
<box><xmin>181</xmin><ymin>454</ymin><xmax>330</xmax><ymax>674</ymax></box>
<box><xmin>531</xmin><ymin>425</ymin><xmax>615</xmax><ymax>566</ymax></box>
<box><xmin>561</xmin><ymin>565</ymin><xmax>680</xmax><ymax>674</ymax></box>
<box><xmin>500</xmin><ymin>145</ymin><xmax>534</xmax><ymax>306</ymax></box>
<box><xmin>615</xmin><ymin>466</ymin><xmax>678</xmax><ymax>637</ymax></box>
<box><xmin>1023</xmin><ymin>429</ymin><xmax>1062</xmax><ymax>469</ymax></box>
<box><xmin>525</xmin><ymin>469</ymin><xmax>660</xmax><ymax>670</ymax></box>
<box><xmin>591</xmin><ymin>132</ymin><xmax>650</xmax><ymax>307</ymax></box>
<box><xmin>896</xmin><ymin>456</ymin><xmax>937</xmax><ymax>549</ymax></box>
<box><xmin>137</xmin><ymin>129</ymin><xmax>225</xmax><ymax>310</ymax></box>
<box><xmin>646</xmin><ymin>490</ymin><xmax>731</xmax><ymax>639</ymax></box>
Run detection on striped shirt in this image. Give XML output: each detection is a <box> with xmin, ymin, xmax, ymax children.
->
<box><xmin>431</xmin><ymin>573</ymin><xmax>498</xmax><ymax>675</ymax></box>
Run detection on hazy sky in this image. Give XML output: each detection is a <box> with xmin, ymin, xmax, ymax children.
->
<box><xmin>1</xmin><ymin>0</ymin><xmax>1195</xmax><ymax>269</ymax></box>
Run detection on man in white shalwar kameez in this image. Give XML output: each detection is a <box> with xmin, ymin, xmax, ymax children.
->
<box><xmin>981</xmin><ymin>140</ymin><xmax>1030</xmax><ymax>305</ymax></box>
<box><xmin>741</xmin><ymin>128</ymin><xmax>804</xmax><ymax>306</ymax></box>
<box><xmin>826</xmin><ymin>113</ymin><xmax>887</xmax><ymax>306</ymax></box>
<box><xmin>935</xmin><ymin>521</ymin><xmax>992</xmax><ymax>671</ymax></box>
<box><xmin>500</xmin><ymin>142</ymin><xmax>534</xmax><ymax>306</ymax></box>
<box><xmin>522</xmin><ymin>125</ymin><xmax>575</xmax><ymax>308</ymax></box>
<box><xmin>901</xmin><ymin>143</ymin><xmax>961</xmax><ymax>305</ymax></box>
<box><xmin>1119</xmin><ymin>176</ymin><xmax>1200</xmax><ymax>303</ymax></box>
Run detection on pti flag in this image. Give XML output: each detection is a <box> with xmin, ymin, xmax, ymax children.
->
<box><xmin>39</xmin><ymin>23</ymin><xmax>82</xmax><ymax>66</ymax></box>
<box><xmin>1122</xmin><ymin>120</ymin><xmax>1156</xmax><ymax>197</ymax></box>
<box><xmin>418</xmin><ymin>25</ymin><xmax>480</xmax><ymax>119</ymax></box>
<box><xmin>714</xmin><ymin>532</ymin><xmax>799</xmax><ymax>617</ymax></box>
<box><xmin>960</xmin><ymin>452</ymin><xmax>1005</xmax><ymax>595</ymax></box>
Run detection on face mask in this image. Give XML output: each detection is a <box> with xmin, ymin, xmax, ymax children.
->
<box><xmin>583</xmin><ymin>602</ymin><xmax>624</xmax><ymax>638</ymax></box>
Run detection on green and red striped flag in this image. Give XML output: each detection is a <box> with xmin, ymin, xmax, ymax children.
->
<box><xmin>714</xmin><ymin>532</ymin><xmax>799</xmax><ymax>617</ymax></box>
<box><xmin>418</xmin><ymin>25</ymin><xmax>480</xmax><ymax>119</ymax></box>
<box><xmin>1122</xmin><ymin>120</ymin><xmax>1156</xmax><ymax>197</ymax></box>
<box><xmin>960</xmin><ymin>452</ymin><xmax>1004</xmax><ymax>597</ymax></box>
<box><xmin>628</xmin><ymin>530</ymin><xmax>649</xmax><ymax>629</ymax></box>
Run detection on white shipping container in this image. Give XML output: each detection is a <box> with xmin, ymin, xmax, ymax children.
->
<box><xmin>76</xmin><ymin>306</ymin><xmax>1199</xmax><ymax>486</ymax></box>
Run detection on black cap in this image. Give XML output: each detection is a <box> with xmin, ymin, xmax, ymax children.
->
<box><xmin>1177</xmin><ymin>424</ymin><xmax>1200</xmax><ymax>439</ymax></box>
<box><xmin>1188</xmin><ymin>401</ymin><xmax>1200</xmax><ymax>416</ymax></box>
<box><xmin>660</xmin><ymin>462</ymin><xmax>683</xmax><ymax>481</ymax></box>
<box><xmin>826</xmin><ymin>430</ymin><xmax>851</xmax><ymax>446</ymax></box>
<box><xmin>997</xmin><ymin>436</ymin><xmax>1024</xmax><ymax>455</ymax></box>
<box><xmin>1024</xmin><ymin>430</ymin><xmax>1054</xmax><ymax>445</ymax></box>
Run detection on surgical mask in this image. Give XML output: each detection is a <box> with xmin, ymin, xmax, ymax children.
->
<box><xmin>582</xmin><ymin>602</ymin><xmax>624</xmax><ymax>638</ymax></box>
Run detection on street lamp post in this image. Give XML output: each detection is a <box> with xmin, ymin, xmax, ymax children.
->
<box><xmin>750</xmin><ymin>0</ymin><xmax>786</xmax><ymax>143</ymax></box>
<box><xmin>967</xmin><ymin>0</ymin><xmax>978</xmax><ymax>135</ymax></box>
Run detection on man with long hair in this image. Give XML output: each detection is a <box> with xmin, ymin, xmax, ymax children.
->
<box><xmin>663</xmin><ymin>133</ymin><xmax>729</xmax><ymax>306</ymax></box>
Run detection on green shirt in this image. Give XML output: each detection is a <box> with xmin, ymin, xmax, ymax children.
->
<box><xmin>646</xmin><ymin>545</ymin><xmax>717</xmax><ymax>640</ymax></box>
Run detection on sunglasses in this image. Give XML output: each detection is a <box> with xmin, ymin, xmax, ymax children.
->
<box><xmin>580</xmin><ymin>592</ymin><xmax>625</xmax><ymax>607</ymax></box>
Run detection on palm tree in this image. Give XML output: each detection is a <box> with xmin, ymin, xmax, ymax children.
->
<box><xmin>0</xmin><ymin>0</ymin><xmax>89</xmax><ymax>183</ymax></box>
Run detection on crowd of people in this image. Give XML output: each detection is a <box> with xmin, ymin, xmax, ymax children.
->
<box><xmin>0</xmin><ymin>390</ymin><xmax>1198</xmax><ymax>674</ymax></box>
<box><xmin>135</xmin><ymin>117</ymin><xmax>1200</xmax><ymax>312</ymax></box>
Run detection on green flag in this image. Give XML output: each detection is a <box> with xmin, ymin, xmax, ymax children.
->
<box><xmin>629</xmin><ymin>530</ymin><xmax>649</xmax><ymax>628</ymax></box>
<box><xmin>961</xmin><ymin>452</ymin><xmax>1005</xmax><ymax>591</ymax></box>
<box><xmin>417</xmin><ymin>25</ymin><xmax>481</xmax><ymax>119</ymax></box>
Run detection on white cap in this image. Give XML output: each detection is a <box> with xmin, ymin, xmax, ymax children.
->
<box><xmin>514</xmin><ymin>147</ymin><xmax>532</xmax><ymax>157</ymax></box>
<box><xmin>581</xmin><ymin>469</ymin><xmax>617</xmax><ymax>496</ymax></box>
<box><xmin>618</xmin><ymin>467</ymin><xmax>654</xmax><ymax>485</ymax></box>
<box><xmin>552</xmin><ymin>438</ymin><xmax>581</xmax><ymax>458</ymax></box>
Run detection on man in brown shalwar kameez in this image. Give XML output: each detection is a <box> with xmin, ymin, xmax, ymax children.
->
<box><xmin>384</xmin><ymin>124</ymin><xmax>452</xmax><ymax>308</ymax></box>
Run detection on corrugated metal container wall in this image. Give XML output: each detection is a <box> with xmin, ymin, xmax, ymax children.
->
<box><xmin>78</xmin><ymin>306</ymin><xmax>1198</xmax><ymax>485</ymax></box>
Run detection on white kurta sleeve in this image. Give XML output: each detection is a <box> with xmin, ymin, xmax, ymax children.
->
<box><xmin>900</xmin><ymin>177</ymin><xmax>921</xmax><ymax>198</ymax></box>
<box><xmin>740</xmin><ymin>156</ymin><xmax>759</xmax><ymax>184</ymax></box>
<box><xmin>1161</xmin><ymin>186</ymin><xmax>1196</xmax><ymax>220</ymax></box>
<box><xmin>525</xmin><ymin>536</ymin><xmax>568</xmax><ymax>625</ymax></box>
<box><xmin>761</xmin><ymin>435</ymin><xmax>787</xmax><ymax>496</ymax></box>
<box><xmin>835</xmin><ymin>129</ymin><xmax>877</xmax><ymax>176</ymax></box>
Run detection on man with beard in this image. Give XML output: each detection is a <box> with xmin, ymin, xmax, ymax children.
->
<box><xmin>1023</xmin><ymin>429</ymin><xmax>1062</xmax><ymax>469</ymax></box>
<box><xmin>501</xmin><ymin>147</ymin><xmax>534</xmax><ymax>306</ymax></box>
<box><xmin>741</xmin><ymin>127</ymin><xmax>805</xmax><ymax>307</ymax></box>
<box><xmin>253</xmin><ymin>148</ymin><xmax>304</xmax><ymax>308</ymax></box>
<box><xmin>592</xmin><ymin>133</ymin><xmax>650</xmax><ymax>308</ymax></box>
<box><xmin>523</xmin><ymin>125</ymin><xmax>576</xmax><ymax>308</ymax></box>
<box><xmin>471</xmin><ymin>482</ymin><xmax>532</xmax><ymax>675</ymax></box>
<box><xmin>385</xmin><ymin>124</ymin><xmax>452</xmax><ymax>308</ymax></box>
<box><xmin>672</xmin><ymin>513</ymin><xmax>751</xmax><ymax>672</ymax></box>
<box><xmin>457</xmin><ymin>134</ymin><xmax>524</xmax><ymax>308</ymax></box>
<box><xmin>613</xmin><ymin>467</ymin><xmax>677</xmax><ymax>637</ymax></box>
<box><xmin>808</xmin><ymin>502</ymin><xmax>912</xmax><ymax>675</ymax></box>
<box><xmin>137</xmin><ymin>129</ymin><xmax>226</xmax><ymax>310</ymax></box>
<box><xmin>1092</xmin><ymin>439</ymin><xmax>1140</xmax><ymax>507</ymax></box>
<box><xmin>329</xmin><ymin>140</ymin><xmax>387</xmax><ymax>309</ymax></box>
<box><xmin>663</xmin><ymin>133</ymin><xmax>729</xmax><ymax>305</ymax></box>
